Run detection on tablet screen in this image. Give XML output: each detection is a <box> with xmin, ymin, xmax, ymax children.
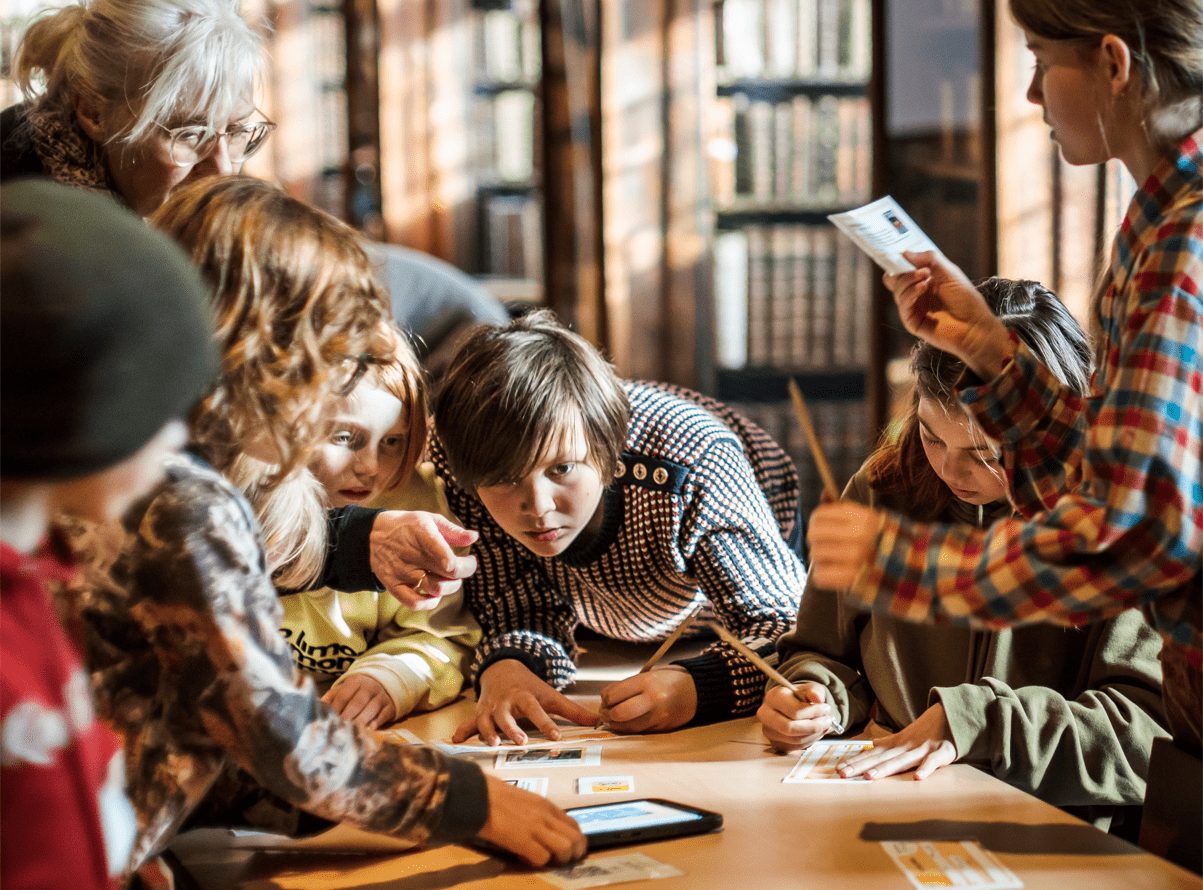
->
<box><xmin>568</xmin><ymin>800</ymin><xmax>704</xmax><ymax>835</ymax></box>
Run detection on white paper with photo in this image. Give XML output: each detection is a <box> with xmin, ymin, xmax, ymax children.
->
<box><xmin>541</xmin><ymin>852</ymin><xmax>683</xmax><ymax>889</ymax></box>
<box><xmin>783</xmin><ymin>740</ymin><xmax>874</xmax><ymax>783</ymax></box>
<box><xmin>881</xmin><ymin>840</ymin><xmax>1023</xmax><ymax>889</ymax></box>
<box><xmin>497</xmin><ymin>745</ymin><xmax>603</xmax><ymax>769</ymax></box>
<box><xmin>504</xmin><ymin>776</ymin><xmax>550</xmax><ymax>796</ymax></box>
<box><xmin>828</xmin><ymin>196</ymin><xmax>939</xmax><ymax>275</ymax></box>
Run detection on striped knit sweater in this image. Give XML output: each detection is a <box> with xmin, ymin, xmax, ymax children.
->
<box><xmin>432</xmin><ymin>380</ymin><xmax>807</xmax><ymax>725</ymax></box>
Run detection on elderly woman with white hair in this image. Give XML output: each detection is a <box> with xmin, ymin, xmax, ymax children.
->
<box><xmin>1</xmin><ymin>0</ymin><xmax>273</xmax><ymax>216</ymax></box>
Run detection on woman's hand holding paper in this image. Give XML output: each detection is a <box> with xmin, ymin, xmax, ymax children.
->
<box><xmin>883</xmin><ymin>250</ymin><xmax>1014</xmax><ymax>382</ymax></box>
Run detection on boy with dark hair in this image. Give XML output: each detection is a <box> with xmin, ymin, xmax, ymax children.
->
<box><xmin>433</xmin><ymin>310</ymin><xmax>806</xmax><ymax>743</ymax></box>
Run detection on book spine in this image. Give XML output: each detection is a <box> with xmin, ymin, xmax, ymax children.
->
<box><xmin>714</xmin><ymin>229</ymin><xmax>750</xmax><ymax>368</ymax></box>
<box><xmin>746</xmin><ymin>226</ymin><xmax>771</xmax><ymax>366</ymax></box>
<box><xmin>769</xmin><ymin>225</ymin><xmax>795</xmax><ymax>366</ymax></box>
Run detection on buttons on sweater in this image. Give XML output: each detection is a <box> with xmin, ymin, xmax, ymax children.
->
<box><xmin>614</xmin><ymin>451</ymin><xmax>688</xmax><ymax>494</ymax></box>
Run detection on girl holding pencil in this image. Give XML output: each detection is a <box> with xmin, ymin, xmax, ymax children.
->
<box><xmin>763</xmin><ymin>279</ymin><xmax>1169</xmax><ymax>833</ymax></box>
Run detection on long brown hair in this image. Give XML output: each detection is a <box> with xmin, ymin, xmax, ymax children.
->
<box><xmin>151</xmin><ymin>176</ymin><xmax>390</xmax><ymax>587</ymax></box>
<box><xmin>864</xmin><ymin>278</ymin><xmax>1092</xmax><ymax>520</ymax></box>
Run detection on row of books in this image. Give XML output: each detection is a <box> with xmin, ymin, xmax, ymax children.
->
<box><xmin>471</xmin><ymin>90</ymin><xmax>537</xmax><ymax>183</ymax></box>
<box><xmin>712</xmin><ymin>94</ymin><xmax>871</xmax><ymax>207</ymax></box>
<box><xmin>479</xmin><ymin>192</ymin><xmax>543</xmax><ymax>281</ymax></box>
<box><xmin>714</xmin><ymin>223</ymin><xmax>876</xmax><ymax>370</ymax></box>
<box><xmin>731</xmin><ymin>395</ymin><xmax>871</xmax><ymax>515</ymax></box>
<box><xmin>475</xmin><ymin>5</ymin><xmax>540</xmax><ymax>85</ymax></box>
<box><xmin>717</xmin><ymin>0</ymin><xmax>871</xmax><ymax>82</ymax></box>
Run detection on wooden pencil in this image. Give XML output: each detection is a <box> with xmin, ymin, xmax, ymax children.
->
<box><xmin>638</xmin><ymin>601</ymin><xmax>705</xmax><ymax>672</ymax></box>
<box><xmin>787</xmin><ymin>378</ymin><xmax>840</xmax><ymax>501</ymax></box>
<box><xmin>708</xmin><ymin>621</ymin><xmax>845</xmax><ymax>734</ymax></box>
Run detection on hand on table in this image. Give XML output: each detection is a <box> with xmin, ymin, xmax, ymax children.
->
<box><xmin>835</xmin><ymin>703</ymin><xmax>957</xmax><ymax>781</ymax></box>
<box><xmin>370</xmin><ymin>510</ymin><xmax>478</xmax><ymax>610</ymax></box>
<box><xmin>322</xmin><ymin>673</ymin><xmax>397</xmax><ymax>729</ymax></box>
<box><xmin>883</xmin><ymin>250</ymin><xmax>1013</xmax><ymax>381</ymax></box>
<box><xmin>476</xmin><ymin>774</ymin><xmax>587</xmax><ymax>866</ymax></box>
<box><xmin>598</xmin><ymin>666</ymin><xmax>698</xmax><ymax>733</ymax></box>
<box><xmin>756</xmin><ymin>681</ymin><xmax>836</xmax><ymax>752</ymax></box>
<box><xmin>452</xmin><ymin>659</ymin><xmax>599</xmax><ymax>746</ymax></box>
<box><xmin>806</xmin><ymin>501</ymin><xmax>882</xmax><ymax>590</ymax></box>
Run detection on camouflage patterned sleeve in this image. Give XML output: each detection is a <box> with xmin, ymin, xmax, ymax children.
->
<box><xmin>123</xmin><ymin>463</ymin><xmax>488</xmax><ymax>847</ymax></box>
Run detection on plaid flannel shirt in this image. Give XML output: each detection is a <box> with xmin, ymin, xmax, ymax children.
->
<box><xmin>850</xmin><ymin>129</ymin><xmax>1203</xmax><ymax>742</ymax></box>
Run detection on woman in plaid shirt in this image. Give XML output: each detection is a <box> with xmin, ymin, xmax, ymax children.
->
<box><xmin>807</xmin><ymin>0</ymin><xmax>1202</xmax><ymax>819</ymax></box>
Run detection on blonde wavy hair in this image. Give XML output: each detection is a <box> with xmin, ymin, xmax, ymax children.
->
<box><xmin>151</xmin><ymin>176</ymin><xmax>390</xmax><ymax>588</ymax></box>
<box><xmin>13</xmin><ymin>0</ymin><xmax>265</xmax><ymax>147</ymax></box>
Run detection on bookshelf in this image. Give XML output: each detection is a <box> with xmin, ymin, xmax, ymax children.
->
<box><xmin>253</xmin><ymin>0</ymin><xmax>353</xmax><ymax>219</ymax></box>
<box><xmin>468</xmin><ymin>0</ymin><xmax>544</xmax><ymax>298</ymax></box>
<box><xmin>708</xmin><ymin>0</ymin><xmax>877</xmax><ymax>514</ymax></box>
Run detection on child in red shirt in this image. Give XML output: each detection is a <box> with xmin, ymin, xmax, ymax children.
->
<box><xmin>0</xmin><ymin>180</ymin><xmax>216</xmax><ymax>889</ymax></box>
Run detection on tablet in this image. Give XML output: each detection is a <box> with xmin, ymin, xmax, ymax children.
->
<box><xmin>566</xmin><ymin>798</ymin><xmax>722</xmax><ymax>850</ymax></box>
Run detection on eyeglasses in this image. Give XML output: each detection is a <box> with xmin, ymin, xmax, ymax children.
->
<box><xmin>157</xmin><ymin>119</ymin><xmax>276</xmax><ymax>167</ymax></box>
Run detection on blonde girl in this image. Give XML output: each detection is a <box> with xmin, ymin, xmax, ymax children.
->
<box><xmin>281</xmin><ymin>323</ymin><xmax>481</xmax><ymax>729</ymax></box>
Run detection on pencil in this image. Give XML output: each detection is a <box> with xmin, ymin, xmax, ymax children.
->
<box><xmin>707</xmin><ymin>621</ymin><xmax>845</xmax><ymax>735</ymax></box>
<box><xmin>787</xmin><ymin>378</ymin><xmax>840</xmax><ymax>501</ymax></box>
<box><xmin>638</xmin><ymin>602</ymin><xmax>705</xmax><ymax>673</ymax></box>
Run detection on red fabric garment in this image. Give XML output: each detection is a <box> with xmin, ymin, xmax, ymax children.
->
<box><xmin>1</xmin><ymin>540</ymin><xmax>133</xmax><ymax>890</ymax></box>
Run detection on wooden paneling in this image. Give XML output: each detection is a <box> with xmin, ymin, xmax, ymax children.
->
<box><xmin>378</xmin><ymin>0</ymin><xmax>437</xmax><ymax>252</ymax></box>
<box><xmin>600</xmin><ymin>0</ymin><xmax>711</xmax><ymax>385</ymax></box>
<box><xmin>541</xmin><ymin>0</ymin><xmax>605</xmax><ymax>345</ymax></box>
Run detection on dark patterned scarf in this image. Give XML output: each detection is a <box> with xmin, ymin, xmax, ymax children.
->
<box><xmin>24</xmin><ymin>101</ymin><xmax>120</xmax><ymax>198</ymax></box>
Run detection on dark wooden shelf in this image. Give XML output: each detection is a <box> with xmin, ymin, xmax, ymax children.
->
<box><xmin>715</xmin><ymin>205</ymin><xmax>853</xmax><ymax>229</ymax></box>
<box><xmin>717</xmin><ymin>79</ymin><xmax>869</xmax><ymax>101</ymax></box>
<box><xmin>716</xmin><ymin>367</ymin><xmax>867</xmax><ymax>403</ymax></box>
<box><xmin>473</xmin><ymin>80</ymin><xmax>538</xmax><ymax>97</ymax></box>
<box><xmin>476</xmin><ymin>181</ymin><xmax>540</xmax><ymax>197</ymax></box>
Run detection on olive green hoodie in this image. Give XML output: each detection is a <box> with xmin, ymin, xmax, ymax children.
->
<box><xmin>777</xmin><ymin>469</ymin><xmax>1170</xmax><ymax>828</ymax></box>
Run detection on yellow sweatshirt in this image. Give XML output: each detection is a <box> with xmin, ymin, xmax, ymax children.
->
<box><xmin>279</xmin><ymin>463</ymin><xmax>481</xmax><ymax>718</ymax></box>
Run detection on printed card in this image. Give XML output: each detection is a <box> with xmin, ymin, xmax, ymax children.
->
<box><xmin>576</xmin><ymin>775</ymin><xmax>635</xmax><ymax>795</ymax></box>
<box><xmin>881</xmin><ymin>840</ymin><xmax>1023</xmax><ymax>889</ymax></box>
<box><xmin>783</xmin><ymin>740</ymin><xmax>874</xmax><ymax>783</ymax></box>
<box><xmin>541</xmin><ymin>852</ymin><xmax>683</xmax><ymax>889</ymax></box>
<box><xmin>496</xmin><ymin>745</ymin><xmax>603</xmax><ymax>769</ymax></box>
<box><xmin>504</xmin><ymin>776</ymin><xmax>550</xmax><ymax>796</ymax></box>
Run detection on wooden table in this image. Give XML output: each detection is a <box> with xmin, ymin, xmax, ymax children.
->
<box><xmin>171</xmin><ymin>644</ymin><xmax>1200</xmax><ymax>889</ymax></box>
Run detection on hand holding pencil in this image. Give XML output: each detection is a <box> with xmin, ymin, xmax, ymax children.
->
<box><xmin>708</xmin><ymin>622</ymin><xmax>845</xmax><ymax>741</ymax></box>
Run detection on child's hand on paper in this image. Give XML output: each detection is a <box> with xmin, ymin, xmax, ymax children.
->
<box><xmin>323</xmin><ymin>673</ymin><xmax>397</xmax><ymax>729</ymax></box>
<box><xmin>806</xmin><ymin>501</ymin><xmax>881</xmax><ymax>590</ymax></box>
<box><xmin>757</xmin><ymin>682</ymin><xmax>837</xmax><ymax>752</ymax></box>
<box><xmin>599</xmin><ymin>665</ymin><xmax>698</xmax><ymax>733</ymax></box>
<box><xmin>835</xmin><ymin>703</ymin><xmax>958</xmax><ymax>781</ymax></box>
<box><xmin>883</xmin><ymin>250</ymin><xmax>1013</xmax><ymax>381</ymax></box>
<box><xmin>454</xmin><ymin>659</ymin><xmax>599</xmax><ymax>746</ymax></box>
